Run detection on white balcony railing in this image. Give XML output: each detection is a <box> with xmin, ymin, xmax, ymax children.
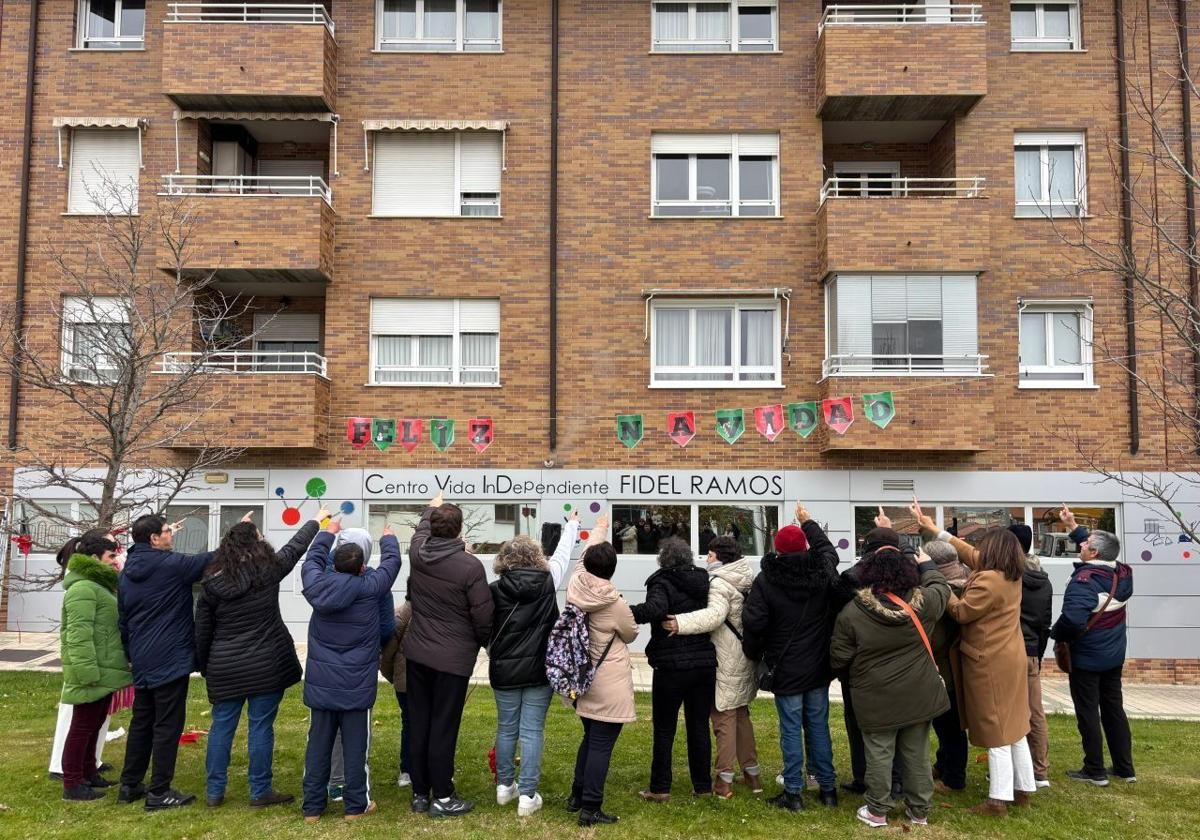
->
<box><xmin>820</xmin><ymin>176</ymin><xmax>985</xmax><ymax>203</ymax></box>
<box><xmin>167</xmin><ymin>3</ymin><xmax>335</xmax><ymax>35</ymax></box>
<box><xmin>823</xmin><ymin>354</ymin><xmax>989</xmax><ymax>377</ymax></box>
<box><xmin>819</xmin><ymin>4</ymin><xmax>984</xmax><ymax>32</ymax></box>
<box><xmin>161</xmin><ymin>174</ymin><xmax>332</xmax><ymax>205</ymax></box>
<box><xmin>158</xmin><ymin>351</ymin><xmax>328</xmax><ymax>376</ymax></box>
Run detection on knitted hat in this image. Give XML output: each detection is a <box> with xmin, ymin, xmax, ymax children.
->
<box><xmin>862</xmin><ymin>527</ymin><xmax>901</xmax><ymax>556</ymax></box>
<box><xmin>1008</xmin><ymin>523</ymin><xmax>1034</xmax><ymax>554</ymax></box>
<box><xmin>774</xmin><ymin>524</ymin><xmax>809</xmax><ymax>555</ymax></box>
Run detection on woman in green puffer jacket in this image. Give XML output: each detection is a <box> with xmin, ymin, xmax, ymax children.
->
<box><xmin>59</xmin><ymin>531</ymin><xmax>132</xmax><ymax>801</ymax></box>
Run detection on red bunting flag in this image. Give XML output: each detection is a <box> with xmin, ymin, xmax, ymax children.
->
<box><xmin>667</xmin><ymin>411</ymin><xmax>696</xmax><ymax>447</ymax></box>
<box><xmin>397</xmin><ymin>418</ymin><xmax>423</xmax><ymax>453</ymax></box>
<box><xmin>469</xmin><ymin>417</ymin><xmax>494</xmax><ymax>453</ymax></box>
<box><xmin>822</xmin><ymin>397</ymin><xmax>854</xmax><ymax>435</ymax></box>
<box><xmin>754</xmin><ymin>404</ymin><xmax>784</xmax><ymax>442</ymax></box>
<box><xmin>346</xmin><ymin>417</ymin><xmax>371</xmax><ymax>450</ymax></box>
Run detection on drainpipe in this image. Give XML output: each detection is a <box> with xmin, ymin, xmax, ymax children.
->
<box><xmin>1179</xmin><ymin>0</ymin><xmax>1199</xmax><ymax>452</ymax></box>
<box><xmin>8</xmin><ymin>0</ymin><xmax>39</xmax><ymax>450</ymax></box>
<box><xmin>1115</xmin><ymin>0</ymin><xmax>1140</xmax><ymax>455</ymax></box>
<box><xmin>548</xmin><ymin>0</ymin><xmax>559</xmax><ymax>457</ymax></box>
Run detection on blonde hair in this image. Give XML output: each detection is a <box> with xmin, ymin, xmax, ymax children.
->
<box><xmin>493</xmin><ymin>535</ymin><xmax>549</xmax><ymax>574</ymax></box>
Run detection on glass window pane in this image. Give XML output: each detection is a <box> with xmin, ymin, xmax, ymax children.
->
<box><xmin>1043</xmin><ymin>4</ymin><xmax>1072</xmax><ymax>38</ymax></box>
<box><xmin>739</xmin><ymin>156</ymin><xmax>773</xmax><ymax>201</ymax></box>
<box><xmin>943</xmin><ymin>506</ymin><xmax>1025</xmax><ymax>546</ymax></box>
<box><xmin>218</xmin><ymin>506</ymin><xmax>264</xmax><ymax>541</ymax></box>
<box><xmin>163</xmin><ymin>504</ymin><xmax>210</xmax><ymax>554</ymax></box>
<box><xmin>655</xmin><ymin>309</ymin><xmax>690</xmax><ymax>365</ymax></box>
<box><xmin>458</xmin><ymin>503</ymin><xmax>538</xmax><ymax>554</ymax></box>
<box><xmin>739</xmin><ymin>309</ymin><xmax>774</xmax><ymax>368</ymax></box>
<box><xmin>1053</xmin><ymin>312</ymin><xmax>1083</xmax><ymax>364</ymax></box>
<box><xmin>460</xmin><ymin>332</ymin><xmax>499</xmax><ymax>384</ymax></box>
<box><xmin>1032</xmin><ymin>506</ymin><xmax>1116</xmax><ymax>558</ymax></box>
<box><xmin>907</xmin><ymin>320</ymin><xmax>943</xmax><ymax>358</ymax></box>
<box><xmin>88</xmin><ymin>0</ymin><xmax>117</xmax><ymax>37</ymax></box>
<box><xmin>464</xmin><ymin>0</ymin><xmax>500</xmax><ymax>40</ymax></box>
<box><xmin>853</xmin><ymin>505</ymin><xmax>922</xmax><ymax>555</ymax></box>
<box><xmin>696</xmin><ymin>308</ymin><xmax>732</xmax><ymax>366</ymax></box>
<box><xmin>697</xmin><ymin>155</ymin><xmax>730</xmax><ymax>201</ymax></box>
<box><xmin>696</xmin><ymin>3</ymin><xmax>731</xmax><ymax>41</ymax></box>
<box><xmin>368</xmin><ymin>504</ymin><xmax>426</xmax><ymax>557</ymax></box>
<box><xmin>425</xmin><ymin>0</ymin><xmax>456</xmax><ymax>38</ymax></box>
<box><xmin>737</xmin><ymin>6</ymin><xmax>773</xmax><ymax>41</ymax></box>
<box><xmin>872</xmin><ymin>322</ymin><xmax>907</xmax><ymax>362</ymax></box>
<box><xmin>119</xmin><ymin>0</ymin><xmax>145</xmax><ymax>37</ymax></box>
<box><xmin>1010</xmin><ymin>5</ymin><xmax>1037</xmax><ymax>38</ymax></box>
<box><xmin>1015</xmin><ymin>148</ymin><xmax>1042</xmax><ymax>201</ymax></box>
<box><xmin>612</xmin><ymin>505</ymin><xmax>692</xmax><ymax>556</ymax></box>
<box><xmin>655</xmin><ymin>155</ymin><xmax>689</xmax><ymax>201</ymax></box>
<box><xmin>19</xmin><ymin>503</ymin><xmax>76</xmax><ymax>554</ymax></box>
<box><xmin>1020</xmin><ymin>312</ymin><xmax>1048</xmax><ymax>365</ymax></box>
<box><xmin>699</xmin><ymin>505</ymin><xmax>779</xmax><ymax>558</ymax></box>
<box><xmin>383</xmin><ymin>0</ymin><xmax>417</xmax><ymax>38</ymax></box>
<box><xmin>655</xmin><ymin>3</ymin><xmax>689</xmax><ymax>41</ymax></box>
<box><xmin>1048</xmin><ymin>146</ymin><xmax>1077</xmax><ymax>204</ymax></box>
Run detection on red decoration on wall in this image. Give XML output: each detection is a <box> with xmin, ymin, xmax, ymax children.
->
<box><xmin>822</xmin><ymin>397</ymin><xmax>855</xmax><ymax>435</ymax></box>
<box><xmin>667</xmin><ymin>411</ymin><xmax>696</xmax><ymax>447</ymax></box>
<box><xmin>346</xmin><ymin>417</ymin><xmax>371</xmax><ymax>450</ymax></box>
<box><xmin>754</xmin><ymin>404</ymin><xmax>785</xmax><ymax>442</ymax></box>
<box><xmin>398</xmin><ymin>418</ymin><xmax>423</xmax><ymax>453</ymax></box>
<box><xmin>469</xmin><ymin>417</ymin><xmax>494</xmax><ymax>453</ymax></box>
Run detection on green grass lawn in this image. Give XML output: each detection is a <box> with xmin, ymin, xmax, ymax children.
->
<box><xmin>1</xmin><ymin>671</ymin><xmax>1198</xmax><ymax>839</ymax></box>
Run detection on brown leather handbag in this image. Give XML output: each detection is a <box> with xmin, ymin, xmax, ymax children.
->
<box><xmin>1054</xmin><ymin>569</ymin><xmax>1119</xmax><ymax>674</ymax></box>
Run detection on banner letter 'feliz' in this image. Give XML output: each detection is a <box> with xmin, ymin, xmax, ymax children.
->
<box><xmin>430</xmin><ymin>418</ymin><xmax>455</xmax><ymax>452</ymax></box>
<box><xmin>346</xmin><ymin>417</ymin><xmax>371</xmax><ymax>450</ymax></box>
<box><xmin>469</xmin><ymin>417</ymin><xmax>494</xmax><ymax>453</ymax></box>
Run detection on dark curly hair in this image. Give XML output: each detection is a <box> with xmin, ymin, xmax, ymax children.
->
<box><xmin>656</xmin><ymin>536</ymin><xmax>694</xmax><ymax>569</ymax></box>
<box><xmin>207</xmin><ymin>521</ymin><xmax>275</xmax><ymax>582</ymax></box>
<box><xmin>707</xmin><ymin>535</ymin><xmax>741</xmax><ymax>565</ymax></box>
<box><xmin>857</xmin><ymin>546</ymin><xmax>920</xmax><ymax>597</ymax></box>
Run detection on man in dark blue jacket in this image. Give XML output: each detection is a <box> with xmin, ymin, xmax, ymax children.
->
<box><xmin>116</xmin><ymin>512</ymin><xmax>246</xmax><ymax>810</ymax></box>
<box><xmin>1051</xmin><ymin>506</ymin><xmax>1136</xmax><ymax>787</ymax></box>
<box><xmin>300</xmin><ymin>518</ymin><xmax>403</xmax><ymax>822</ymax></box>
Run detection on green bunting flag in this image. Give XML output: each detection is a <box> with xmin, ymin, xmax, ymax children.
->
<box><xmin>429</xmin><ymin>418</ymin><xmax>455</xmax><ymax>452</ymax></box>
<box><xmin>616</xmin><ymin>415</ymin><xmax>644</xmax><ymax>449</ymax></box>
<box><xmin>862</xmin><ymin>392</ymin><xmax>896</xmax><ymax>429</ymax></box>
<box><xmin>787</xmin><ymin>402</ymin><xmax>820</xmax><ymax>438</ymax></box>
<box><xmin>372</xmin><ymin>418</ymin><xmax>396</xmax><ymax>451</ymax></box>
<box><xmin>715</xmin><ymin>408</ymin><xmax>745</xmax><ymax>445</ymax></box>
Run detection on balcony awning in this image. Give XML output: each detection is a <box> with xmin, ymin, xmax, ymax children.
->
<box><xmin>53</xmin><ymin>116</ymin><xmax>148</xmax><ymax>168</ymax></box>
<box><xmin>361</xmin><ymin>120</ymin><xmax>509</xmax><ymax>171</ymax></box>
<box><xmin>170</xmin><ymin>111</ymin><xmax>341</xmax><ymax>177</ymax></box>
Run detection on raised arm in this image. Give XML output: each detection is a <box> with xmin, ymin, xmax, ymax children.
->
<box><xmin>272</xmin><ymin>515</ymin><xmax>324</xmax><ymax>583</ymax></box>
<box><xmin>913</xmin><ymin>551</ymin><xmax>950</xmax><ymax>623</ymax></box>
<box><xmin>409</xmin><ymin>492</ymin><xmax>443</xmax><ymax>565</ymax></box>
<box><xmin>549</xmin><ymin>513</ymin><xmax>584</xmax><ymax>590</ymax></box>
<box><xmin>301</xmin><ymin>529</ymin><xmax>337</xmax><ymax>597</ymax></box>
<box><xmin>365</xmin><ymin>529</ymin><xmax>403</xmax><ymax>597</ymax></box>
<box><xmin>912</xmin><ymin>498</ymin><xmax>981</xmax><ymax>570</ymax></box>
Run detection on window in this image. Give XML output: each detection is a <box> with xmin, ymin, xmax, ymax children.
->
<box><xmin>853</xmin><ymin>505</ymin><xmax>923</xmax><ymax>554</ymax></box>
<box><xmin>68</xmin><ymin>129</ymin><xmax>140</xmax><ymax>214</ymax></box>
<box><xmin>943</xmin><ymin>506</ymin><xmax>1026</xmax><ymax>545</ymax></box>
<box><xmin>1011</xmin><ymin>1</ymin><xmax>1080</xmax><ymax>51</ymax></box>
<box><xmin>372</xmin><ymin>130</ymin><xmax>502</xmax><ymax>217</ymax></box>
<box><xmin>651</xmin><ymin>299</ymin><xmax>781</xmax><ymax>387</ymax></box>
<box><xmin>651</xmin><ymin>133</ymin><xmax>779</xmax><ymax>217</ymax></box>
<box><xmin>218</xmin><ymin>505</ymin><xmax>264</xmax><ymax>540</ymax></box>
<box><xmin>1014</xmin><ymin>132</ymin><xmax>1086</xmax><ymax>217</ymax></box>
<box><xmin>825</xmin><ymin>275</ymin><xmax>981</xmax><ymax>375</ymax></box>
<box><xmin>1033</xmin><ymin>505</ymin><xmax>1116</xmax><ymax>557</ymax></box>
<box><xmin>698</xmin><ymin>504</ymin><xmax>779</xmax><ymax>557</ymax></box>
<box><xmin>832</xmin><ymin>161</ymin><xmax>900</xmax><ymax>197</ymax></box>
<box><xmin>163</xmin><ymin>504</ymin><xmax>211</xmax><ymax>554</ymax></box>
<box><xmin>253</xmin><ymin>313</ymin><xmax>322</xmax><ymax>373</ymax></box>
<box><xmin>370</xmin><ymin>298</ymin><xmax>500</xmax><ymax>385</ymax></box>
<box><xmin>61</xmin><ymin>296</ymin><xmax>131</xmax><ymax>383</ymax></box>
<box><xmin>1019</xmin><ymin>300</ymin><xmax>1094</xmax><ymax>387</ymax></box>
<box><xmin>652</xmin><ymin>1</ymin><xmax>777</xmax><ymax>52</ymax></box>
<box><xmin>368</xmin><ymin>502</ymin><xmax>536</xmax><ymax>555</ymax></box>
<box><xmin>613</xmin><ymin>503</ymin><xmax>779</xmax><ymax>557</ymax></box>
<box><xmin>377</xmin><ymin>0</ymin><xmax>502</xmax><ymax>51</ymax></box>
<box><xmin>18</xmin><ymin>503</ymin><xmax>77</xmax><ymax>555</ymax></box>
<box><xmin>78</xmin><ymin>0</ymin><xmax>145</xmax><ymax>49</ymax></box>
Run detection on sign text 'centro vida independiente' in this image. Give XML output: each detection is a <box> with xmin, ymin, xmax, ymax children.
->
<box><xmin>362</xmin><ymin>470</ymin><xmax>786</xmax><ymax>501</ymax></box>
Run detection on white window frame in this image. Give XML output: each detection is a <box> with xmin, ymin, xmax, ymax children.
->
<box><xmin>1010</xmin><ymin>1</ymin><xmax>1081</xmax><ymax>51</ymax></box>
<box><xmin>77</xmin><ymin>0</ymin><xmax>145</xmax><ymax>50</ymax></box>
<box><xmin>649</xmin><ymin>298</ymin><xmax>782</xmax><ymax>388</ymax></box>
<box><xmin>372</xmin><ymin>131</ymin><xmax>502</xmax><ymax>217</ymax></box>
<box><xmin>1014</xmin><ymin>131</ymin><xmax>1087</xmax><ymax>217</ymax></box>
<box><xmin>369</xmin><ymin>299</ymin><xmax>500</xmax><ymax>387</ymax></box>
<box><xmin>1018</xmin><ymin>299</ymin><xmax>1095</xmax><ymax>388</ymax></box>
<box><xmin>375</xmin><ymin>0</ymin><xmax>503</xmax><ymax>52</ymax></box>
<box><xmin>832</xmin><ymin>161</ymin><xmax>902</xmax><ymax>197</ymax></box>
<box><xmin>60</xmin><ymin>296</ymin><xmax>131</xmax><ymax>383</ymax></box>
<box><xmin>650</xmin><ymin>1</ymin><xmax>779</xmax><ymax>53</ymax></box>
<box><xmin>651</xmin><ymin>134</ymin><xmax>780</xmax><ymax>217</ymax></box>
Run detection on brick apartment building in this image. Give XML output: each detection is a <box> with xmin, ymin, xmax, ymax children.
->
<box><xmin>0</xmin><ymin>1</ymin><xmax>1196</xmax><ymax>682</ymax></box>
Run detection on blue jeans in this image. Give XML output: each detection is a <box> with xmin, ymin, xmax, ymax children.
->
<box><xmin>775</xmin><ymin>687</ymin><xmax>836</xmax><ymax>794</ymax></box>
<box><xmin>494</xmin><ymin>685</ymin><xmax>554</xmax><ymax>795</ymax></box>
<box><xmin>206</xmin><ymin>691</ymin><xmax>284</xmax><ymax>801</ymax></box>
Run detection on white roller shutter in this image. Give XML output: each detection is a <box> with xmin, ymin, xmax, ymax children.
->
<box><xmin>459</xmin><ymin>132</ymin><xmax>502</xmax><ymax>193</ymax></box>
<box><xmin>941</xmin><ymin>275</ymin><xmax>979</xmax><ymax>356</ymax></box>
<box><xmin>905</xmin><ymin>275</ymin><xmax>942</xmax><ymax>320</ymax></box>
<box><xmin>835</xmin><ymin>276</ymin><xmax>872</xmax><ymax>355</ymax></box>
<box><xmin>373</xmin><ymin>132</ymin><xmax>455</xmax><ymax>216</ymax></box>
<box><xmin>871</xmin><ymin>276</ymin><xmax>906</xmax><ymax>321</ymax></box>
<box><xmin>651</xmin><ymin>133</ymin><xmax>735</xmax><ymax>154</ymax></box>
<box><xmin>370</xmin><ymin>299</ymin><xmax>455</xmax><ymax>335</ymax></box>
<box><xmin>458</xmin><ymin>299</ymin><xmax>500</xmax><ymax>332</ymax></box>
<box><xmin>68</xmin><ymin>129</ymin><xmax>140</xmax><ymax>214</ymax></box>
<box><xmin>63</xmin><ymin>296</ymin><xmax>130</xmax><ymax>323</ymax></box>
<box><xmin>253</xmin><ymin>313</ymin><xmax>320</xmax><ymax>342</ymax></box>
<box><xmin>736</xmin><ymin>134</ymin><xmax>780</xmax><ymax>156</ymax></box>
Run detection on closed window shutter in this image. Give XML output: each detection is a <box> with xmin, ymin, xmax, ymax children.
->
<box><xmin>459</xmin><ymin>131</ymin><xmax>502</xmax><ymax>193</ymax></box>
<box><xmin>69</xmin><ymin>129</ymin><xmax>140</xmax><ymax>214</ymax></box>
<box><xmin>370</xmin><ymin>299</ymin><xmax>455</xmax><ymax>335</ymax></box>
<box><xmin>905</xmin><ymin>275</ymin><xmax>942</xmax><ymax>320</ymax></box>
<box><xmin>252</xmin><ymin>313</ymin><xmax>320</xmax><ymax>343</ymax></box>
<box><xmin>835</xmin><ymin>276</ymin><xmax>872</xmax><ymax>355</ymax></box>
<box><xmin>871</xmin><ymin>276</ymin><xmax>906</xmax><ymax>321</ymax></box>
<box><xmin>651</xmin><ymin>133</ymin><xmax>735</xmax><ymax>154</ymax></box>
<box><xmin>372</xmin><ymin>132</ymin><xmax>455</xmax><ymax>216</ymax></box>
<box><xmin>941</xmin><ymin>275</ymin><xmax>979</xmax><ymax>355</ymax></box>
<box><xmin>63</xmin><ymin>296</ymin><xmax>130</xmax><ymax>323</ymax></box>
<box><xmin>736</xmin><ymin>134</ymin><xmax>780</xmax><ymax>156</ymax></box>
<box><xmin>458</xmin><ymin>299</ymin><xmax>500</xmax><ymax>332</ymax></box>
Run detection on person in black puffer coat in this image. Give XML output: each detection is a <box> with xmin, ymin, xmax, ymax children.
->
<box><xmin>631</xmin><ymin>537</ymin><xmax>716</xmax><ymax>800</ymax></box>
<box><xmin>742</xmin><ymin>506</ymin><xmax>843</xmax><ymax>811</ymax></box>
<box><xmin>194</xmin><ymin>510</ymin><xmax>324</xmax><ymax>809</ymax></box>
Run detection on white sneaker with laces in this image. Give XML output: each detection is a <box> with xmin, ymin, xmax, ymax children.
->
<box><xmin>496</xmin><ymin>783</ymin><xmax>518</xmax><ymax>806</ymax></box>
<box><xmin>904</xmin><ymin>807</ymin><xmax>928</xmax><ymax>826</ymax></box>
<box><xmin>518</xmin><ymin>792</ymin><xmax>543</xmax><ymax>816</ymax></box>
<box><xmin>397</xmin><ymin>772</ymin><xmax>411</xmax><ymax>788</ymax></box>
<box><xmin>857</xmin><ymin>805</ymin><xmax>887</xmax><ymax>828</ymax></box>
<box><xmin>1035</xmin><ymin>779</ymin><xmax>1051</xmax><ymax>789</ymax></box>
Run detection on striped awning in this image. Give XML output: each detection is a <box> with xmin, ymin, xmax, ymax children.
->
<box><xmin>173</xmin><ymin>110</ymin><xmax>336</xmax><ymax>122</ymax></box>
<box><xmin>52</xmin><ymin>116</ymin><xmax>146</xmax><ymax>129</ymax></box>
<box><xmin>361</xmin><ymin>119</ymin><xmax>508</xmax><ymax>132</ymax></box>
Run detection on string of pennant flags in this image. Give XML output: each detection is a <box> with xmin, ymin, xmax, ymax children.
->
<box><xmin>345</xmin><ymin>392</ymin><xmax>895</xmax><ymax>452</ymax></box>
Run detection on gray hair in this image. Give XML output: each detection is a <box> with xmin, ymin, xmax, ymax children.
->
<box><xmin>657</xmin><ymin>536</ymin><xmax>695</xmax><ymax>569</ymax></box>
<box><xmin>1088</xmin><ymin>530</ymin><xmax>1121</xmax><ymax>562</ymax></box>
<box><xmin>922</xmin><ymin>540</ymin><xmax>959</xmax><ymax>566</ymax></box>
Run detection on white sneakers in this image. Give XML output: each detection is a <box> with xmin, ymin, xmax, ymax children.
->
<box><xmin>496</xmin><ymin>783</ymin><xmax>518</xmax><ymax>806</ymax></box>
<box><xmin>397</xmin><ymin>772</ymin><xmax>411</xmax><ymax>788</ymax></box>
<box><xmin>856</xmin><ymin>805</ymin><xmax>888</xmax><ymax>828</ymax></box>
<box><xmin>517</xmin><ymin>793</ymin><xmax>543</xmax><ymax>816</ymax></box>
<box><xmin>1035</xmin><ymin>779</ymin><xmax>1051</xmax><ymax>789</ymax></box>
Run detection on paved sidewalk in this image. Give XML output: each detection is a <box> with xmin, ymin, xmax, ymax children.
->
<box><xmin>5</xmin><ymin>631</ymin><xmax>1198</xmax><ymax>722</ymax></box>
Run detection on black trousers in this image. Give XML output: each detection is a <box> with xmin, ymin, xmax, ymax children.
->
<box><xmin>931</xmin><ymin>685</ymin><xmax>968</xmax><ymax>790</ymax></box>
<box><xmin>649</xmin><ymin>666</ymin><xmax>715</xmax><ymax>794</ymax></box>
<box><xmin>1069</xmin><ymin>665</ymin><xmax>1135</xmax><ymax>778</ymax></box>
<box><xmin>406</xmin><ymin>659</ymin><xmax>470</xmax><ymax>800</ymax></box>
<box><xmin>119</xmin><ymin>675</ymin><xmax>190</xmax><ymax>794</ymax></box>
<box><xmin>302</xmin><ymin>708</ymin><xmax>370</xmax><ymax>816</ymax></box>
<box><xmin>572</xmin><ymin>717</ymin><xmax>623</xmax><ymax>811</ymax></box>
<box><xmin>843</xmin><ymin>679</ymin><xmax>902</xmax><ymax>787</ymax></box>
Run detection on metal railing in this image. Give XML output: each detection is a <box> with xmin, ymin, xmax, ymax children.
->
<box><xmin>819</xmin><ymin>4</ymin><xmax>984</xmax><ymax>32</ymax></box>
<box><xmin>161</xmin><ymin>174</ymin><xmax>332</xmax><ymax>205</ymax></box>
<box><xmin>158</xmin><ymin>351</ymin><xmax>328</xmax><ymax>376</ymax></box>
<box><xmin>820</xmin><ymin>176</ymin><xmax>985</xmax><ymax>202</ymax></box>
<box><xmin>823</xmin><ymin>354</ymin><xmax>989</xmax><ymax>376</ymax></box>
<box><xmin>166</xmin><ymin>3</ymin><xmax>335</xmax><ymax>35</ymax></box>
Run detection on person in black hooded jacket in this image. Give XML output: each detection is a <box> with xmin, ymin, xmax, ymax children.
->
<box><xmin>631</xmin><ymin>537</ymin><xmax>717</xmax><ymax>800</ymax></box>
<box><xmin>194</xmin><ymin>509</ymin><xmax>325</xmax><ymax>809</ymax></box>
<box><xmin>742</xmin><ymin>504</ymin><xmax>842</xmax><ymax>812</ymax></box>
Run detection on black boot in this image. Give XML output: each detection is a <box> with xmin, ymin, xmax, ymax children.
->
<box><xmin>819</xmin><ymin>788</ymin><xmax>839</xmax><ymax>808</ymax></box>
<box><xmin>566</xmin><ymin>793</ymin><xmax>583</xmax><ymax>813</ymax></box>
<box><xmin>116</xmin><ymin>783</ymin><xmax>146</xmax><ymax>804</ymax></box>
<box><xmin>841</xmin><ymin>780</ymin><xmax>867</xmax><ymax>794</ymax></box>
<box><xmin>578</xmin><ymin>808</ymin><xmax>619</xmax><ymax>826</ymax></box>
<box><xmin>411</xmin><ymin>794</ymin><xmax>430</xmax><ymax>814</ymax></box>
<box><xmin>63</xmin><ymin>784</ymin><xmax>106</xmax><ymax>801</ymax></box>
<box><xmin>87</xmin><ymin>775</ymin><xmax>116</xmax><ymax>788</ymax></box>
<box><xmin>767</xmin><ymin>791</ymin><xmax>805</xmax><ymax>812</ymax></box>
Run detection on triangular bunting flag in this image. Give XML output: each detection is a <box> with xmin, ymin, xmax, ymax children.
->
<box><xmin>822</xmin><ymin>397</ymin><xmax>854</xmax><ymax>435</ymax></box>
<box><xmin>398</xmin><ymin>418</ymin><xmax>423</xmax><ymax>453</ymax></box>
<box><xmin>429</xmin><ymin>418</ymin><xmax>455</xmax><ymax>452</ymax></box>
<box><xmin>469</xmin><ymin>417</ymin><xmax>494</xmax><ymax>453</ymax></box>
<box><xmin>616</xmin><ymin>415</ymin><xmax>644</xmax><ymax>449</ymax></box>
<box><xmin>346</xmin><ymin>417</ymin><xmax>371</xmax><ymax>450</ymax></box>
<box><xmin>372</xmin><ymin>418</ymin><xmax>396</xmax><ymax>451</ymax></box>
<box><xmin>667</xmin><ymin>411</ymin><xmax>696</xmax><ymax>447</ymax></box>
<box><xmin>754</xmin><ymin>404</ymin><xmax>784</xmax><ymax>442</ymax></box>
<box><xmin>787</xmin><ymin>402</ymin><xmax>819</xmax><ymax>439</ymax></box>
<box><xmin>862</xmin><ymin>392</ymin><xmax>896</xmax><ymax>429</ymax></box>
<box><xmin>715</xmin><ymin>408</ymin><xmax>745</xmax><ymax>444</ymax></box>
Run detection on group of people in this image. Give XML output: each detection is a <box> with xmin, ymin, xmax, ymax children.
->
<box><xmin>51</xmin><ymin>491</ymin><xmax>1137</xmax><ymax>829</ymax></box>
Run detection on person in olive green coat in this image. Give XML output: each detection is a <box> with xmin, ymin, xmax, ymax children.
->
<box><xmin>60</xmin><ymin>532</ymin><xmax>132</xmax><ymax>801</ymax></box>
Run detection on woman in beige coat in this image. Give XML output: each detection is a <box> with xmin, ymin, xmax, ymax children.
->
<box><xmin>913</xmin><ymin>502</ymin><xmax>1035</xmax><ymax>817</ymax></box>
<box><xmin>566</xmin><ymin>524</ymin><xmax>638</xmax><ymax>827</ymax></box>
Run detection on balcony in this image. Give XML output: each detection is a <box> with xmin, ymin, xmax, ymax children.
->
<box><xmin>162</xmin><ymin>3</ymin><xmax>337</xmax><ymax>111</ymax></box>
<box><xmin>816</xmin><ymin>4</ymin><xmax>987</xmax><ymax>121</ymax></box>
<box><xmin>161</xmin><ymin>175</ymin><xmax>334</xmax><ymax>284</ymax></box>
<box><xmin>157</xmin><ymin>352</ymin><xmax>330</xmax><ymax>450</ymax></box>
<box><xmin>817</xmin><ymin>177</ymin><xmax>989</xmax><ymax>277</ymax></box>
<box><xmin>816</xmin><ymin>373</ymin><xmax>995</xmax><ymax>452</ymax></box>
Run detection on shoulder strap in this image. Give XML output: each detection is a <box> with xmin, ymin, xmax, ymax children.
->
<box><xmin>1083</xmin><ymin>567</ymin><xmax>1121</xmax><ymax>634</ymax></box>
<box><xmin>593</xmin><ymin>634</ymin><xmax>617</xmax><ymax>670</ymax></box>
<box><xmin>884</xmin><ymin>591</ymin><xmax>936</xmax><ymax>665</ymax></box>
<box><xmin>723</xmin><ymin>618</ymin><xmax>743</xmax><ymax>641</ymax></box>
